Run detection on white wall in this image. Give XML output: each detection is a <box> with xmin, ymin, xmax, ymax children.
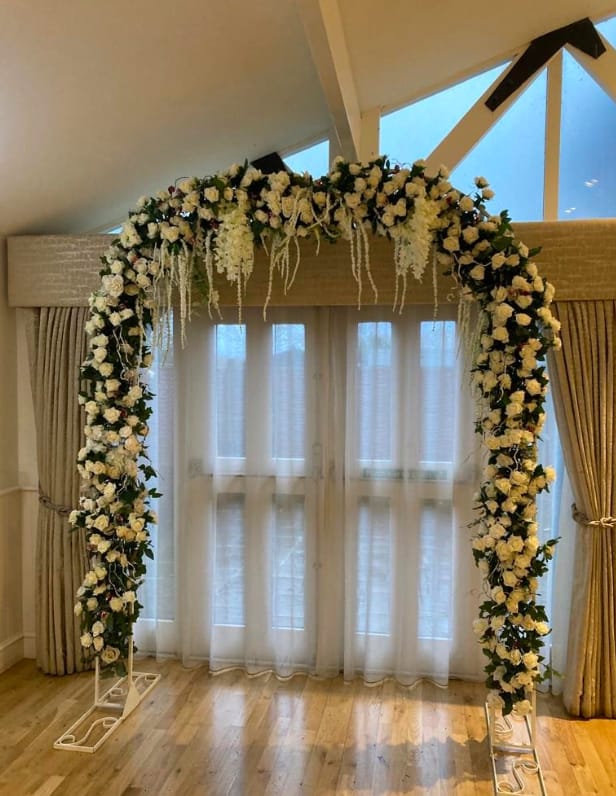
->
<box><xmin>0</xmin><ymin>238</ymin><xmax>23</xmax><ymax>671</ymax></box>
<box><xmin>0</xmin><ymin>242</ymin><xmax>38</xmax><ymax>672</ymax></box>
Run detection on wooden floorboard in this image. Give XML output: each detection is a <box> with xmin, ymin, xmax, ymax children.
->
<box><xmin>0</xmin><ymin>658</ymin><xmax>614</xmax><ymax>795</ymax></box>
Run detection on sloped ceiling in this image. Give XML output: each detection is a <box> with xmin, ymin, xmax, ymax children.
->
<box><xmin>1</xmin><ymin>0</ymin><xmax>615</xmax><ymax>235</ymax></box>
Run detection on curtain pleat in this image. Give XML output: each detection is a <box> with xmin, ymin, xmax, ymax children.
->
<box><xmin>549</xmin><ymin>300</ymin><xmax>616</xmax><ymax>717</ymax></box>
<box><xmin>26</xmin><ymin>306</ymin><xmax>89</xmax><ymax>675</ymax></box>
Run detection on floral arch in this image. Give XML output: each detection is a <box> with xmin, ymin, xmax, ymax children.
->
<box><xmin>70</xmin><ymin>156</ymin><xmax>560</xmax><ymax>716</ymax></box>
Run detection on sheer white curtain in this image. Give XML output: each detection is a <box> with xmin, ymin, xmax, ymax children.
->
<box><xmin>136</xmin><ymin>305</ymin><xmax>573</xmax><ymax>688</ymax></box>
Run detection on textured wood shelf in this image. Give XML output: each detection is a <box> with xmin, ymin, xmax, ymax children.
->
<box><xmin>8</xmin><ymin>219</ymin><xmax>616</xmax><ymax>308</ymax></box>
<box><xmin>1</xmin><ymin>658</ymin><xmax>615</xmax><ymax>795</ymax></box>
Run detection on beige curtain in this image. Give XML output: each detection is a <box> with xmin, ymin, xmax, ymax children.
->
<box><xmin>26</xmin><ymin>307</ymin><xmax>90</xmax><ymax>674</ymax></box>
<box><xmin>549</xmin><ymin>300</ymin><xmax>616</xmax><ymax>717</ymax></box>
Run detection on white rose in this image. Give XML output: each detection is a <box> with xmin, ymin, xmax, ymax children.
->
<box><xmin>491</xmin><ymin>615</ymin><xmax>505</xmax><ymax>631</ymax></box>
<box><xmin>491</xmin><ymin>586</ymin><xmax>506</xmax><ymax>604</ymax></box>
<box><xmin>491</xmin><ymin>253</ymin><xmax>506</xmax><ymax>269</ymax></box>
<box><xmin>124</xmin><ymin>436</ymin><xmax>141</xmax><ymax>454</ymax></box>
<box><xmin>100</xmin><ymin>646</ymin><xmax>121</xmax><ymax>665</ymax></box>
<box><xmin>109</xmin><ymin>596</ymin><xmax>124</xmax><ymax>612</ymax></box>
<box><xmin>103</xmin><ymin>408</ymin><xmax>121</xmax><ymax>424</ymax></box>
<box><xmin>102</xmin><ymin>274</ymin><xmax>125</xmax><ymax>298</ymax></box>
<box><xmin>459</xmin><ymin>196</ymin><xmax>474</xmax><ymax>212</ymax></box>
<box><xmin>160</xmin><ymin>223</ymin><xmax>180</xmax><ymax>243</ymax></box>
<box><xmin>523</xmin><ymin>652</ymin><xmax>539</xmax><ymax>670</ymax></box>
<box><xmin>74</xmin><ymin>602</ymin><xmax>83</xmax><ymax>616</ymax></box>
<box><xmin>495</xmin><ymin>478</ymin><xmax>511</xmax><ymax>495</ymax></box>
<box><xmin>503</xmin><ymin>570</ymin><xmax>518</xmax><ymax>587</ymax></box>
<box><xmin>493</xmin><ymin>303</ymin><xmax>514</xmax><ymax>325</ymax></box>
<box><xmin>516</xmin><ymin>313</ymin><xmax>532</xmax><ymax>326</ymax></box>
<box><xmin>515</xmin><ymin>294</ymin><xmax>533</xmax><ymax>309</ymax></box>
<box><xmin>80</xmin><ymin>632</ymin><xmax>93</xmax><ymax>648</ymax></box>
<box><xmin>86</xmin><ymin>597</ymin><xmax>98</xmax><ymax>611</ymax></box>
<box><xmin>469</xmin><ymin>265</ymin><xmax>485</xmax><ymax>280</ymax></box>
<box><xmin>93</xmin><ymin>515</ymin><xmax>109</xmax><ymax>531</ymax></box>
<box><xmin>99</xmin><ymin>363</ymin><xmax>114</xmax><ymax>377</ymax></box>
<box><xmin>105</xmin><ymin>379</ymin><xmax>121</xmax><ymax>394</ymax></box>
<box><xmin>442</xmin><ymin>236</ymin><xmax>459</xmax><ymax>252</ymax></box>
<box><xmin>92</xmin><ymin>620</ymin><xmax>105</xmax><ymax>636</ymax></box>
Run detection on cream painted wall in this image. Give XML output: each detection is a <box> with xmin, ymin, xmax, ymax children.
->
<box><xmin>0</xmin><ymin>238</ymin><xmax>23</xmax><ymax>671</ymax></box>
<box><xmin>0</xmin><ymin>240</ymin><xmax>17</xmax><ymax>490</ymax></box>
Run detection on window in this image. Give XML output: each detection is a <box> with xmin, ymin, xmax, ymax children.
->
<box><xmin>450</xmin><ymin>70</ymin><xmax>547</xmax><ymax>220</ymax></box>
<box><xmin>284</xmin><ymin>139</ymin><xmax>329</xmax><ymax>176</ymax></box>
<box><xmin>139</xmin><ymin>305</ymin><xmax>567</xmax><ymax>685</ymax></box>
<box><xmin>379</xmin><ymin>14</ymin><xmax>616</xmax><ymax>223</ymax></box>
<box><xmin>559</xmin><ymin>50</ymin><xmax>616</xmax><ymax>219</ymax></box>
<box><xmin>380</xmin><ymin>64</ymin><xmax>506</xmax><ymax>167</ymax></box>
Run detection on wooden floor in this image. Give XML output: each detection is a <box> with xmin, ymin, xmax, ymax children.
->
<box><xmin>0</xmin><ymin>659</ymin><xmax>615</xmax><ymax>795</ymax></box>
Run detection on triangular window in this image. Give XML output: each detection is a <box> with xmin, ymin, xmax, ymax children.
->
<box><xmin>559</xmin><ymin>50</ymin><xmax>616</xmax><ymax>219</ymax></box>
<box><xmin>380</xmin><ymin>65</ymin><xmax>505</xmax><ymax>167</ymax></box>
<box><xmin>451</xmin><ymin>70</ymin><xmax>547</xmax><ymax>221</ymax></box>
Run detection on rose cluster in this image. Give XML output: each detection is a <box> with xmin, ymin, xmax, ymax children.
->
<box><xmin>71</xmin><ymin>247</ymin><xmax>160</xmax><ymax>676</ymax></box>
<box><xmin>433</xmin><ymin>177</ymin><xmax>560</xmax><ymax>715</ymax></box>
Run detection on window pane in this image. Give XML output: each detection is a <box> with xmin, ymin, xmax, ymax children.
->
<box><xmin>216</xmin><ymin>325</ymin><xmax>245</xmax><ymax>457</ymax></box>
<box><xmin>356</xmin><ymin>497</ymin><xmax>391</xmax><ymax>635</ymax></box>
<box><xmin>417</xmin><ymin>500</ymin><xmax>452</xmax><ymax>640</ymax></box>
<box><xmin>559</xmin><ymin>51</ymin><xmax>616</xmax><ymax>219</ymax></box>
<box><xmin>272</xmin><ymin>324</ymin><xmax>305</xmax><ymax>459</ymax></box>
<box><xmin>596</xmin><ymin>15</ymin><xmax>616</xmax><ymax>46</ymax></box>
<box><xmin>272</xmin><ymin>495</ymin><xmax>305</xmax><ymax>630</ymax></box>
<box><xmin>357</xmin><ymin>322</ymin><xmax>393</xmax><ymax>461</ymax></box>
<box><xmin>419</xmin><ymin>321</ymin><xmax>456</xmax><ymax>464</ymax></box>
<box><xmin>380</xmin><ymin>64</ymin><xmax>506</xmax><ymax>166</ymax></box>
<box><xmin>214</xmin><ymin>495</ymin><xmax>245</xmax><ymax>626</ymax></box>
<box><xmin>451</xmin><ymin>70</ymin><xmax>547</xmax><ymax>221</ymax></box>
<box><xmin>284</xmin><ymin>140</ymin><xmax>329</xmax><ymax>177</ymax></box>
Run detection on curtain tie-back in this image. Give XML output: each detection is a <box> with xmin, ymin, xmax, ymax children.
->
<box><xmin>572</xmin><ymin>503</ymin><xmax>616</xmax><ymax>528</ymax></box>
<box><xmin>38</xmin><ymin>486</ymin><xmax>72</xmax><ymax>517</ymax></box>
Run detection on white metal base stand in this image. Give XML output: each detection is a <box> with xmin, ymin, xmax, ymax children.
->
<box><xmin>53</xmin><ymin>637</ymin><xmax>160</xmax><ymax>753</ymax></box>
<box><xmin>485</xmin><ymin>691</ymin><xmax>547</xmax><ymax>795</ymax></box>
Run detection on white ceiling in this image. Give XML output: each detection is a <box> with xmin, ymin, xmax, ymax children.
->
<box><xmin>1</xmin><ymin>0</ymin><xmax>615</xmax><ymax>235</ymax></box>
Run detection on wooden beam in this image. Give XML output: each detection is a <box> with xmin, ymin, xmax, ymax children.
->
<box><xmin>425</xmin><ymin>58</ymin><xmax>541</xmax><ymax>174</ymax></box>
<box><xmin>544</xmin><ymin>51</ymin><xmax>563</xmax><ymax>221</ymax></box>
<box><xmin>298</xmin><ymin>0</ymin><xmax>361</xmax><ymax>161</ymax></box>
<box><xmin>359</xmin><ymin>107</ymin><xmax>380</xmax><ymax>162</ymax></box>
<box><xmin>566</xmin><ymin>33</ymin><xmax>616</xmax><ymax>103</ymax></box>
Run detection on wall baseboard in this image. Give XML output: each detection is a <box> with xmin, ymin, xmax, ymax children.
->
<box><xmin>23</xmin><ymin>633</ymin><xmax>35</xmax><ymax>660</ymax></box>
<box><xmin>0</xmin><ymin>634</ymin><xmax>24</xmax><ymax>673</ymax></box>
